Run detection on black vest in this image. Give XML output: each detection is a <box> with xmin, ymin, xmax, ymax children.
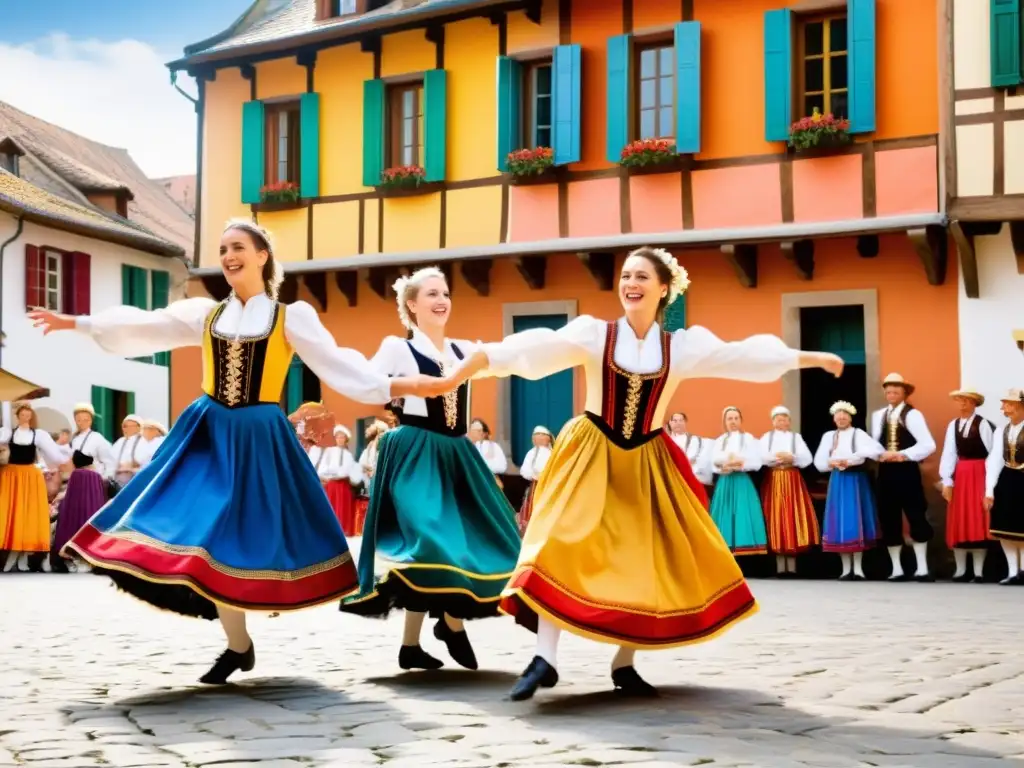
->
<box><xmin>883</xmin><ymin>405</ymin><xmax>917</xmax><ymax>452</ymax></box>
<box><xmin>396</xmin><ymin>341</ymin><xmax>469</xmax><ymax>437</ymax></box>
<box><xmin>7</xmin><ymin>430</ymin><xmax>36</xmax><ymax>466</ymax></box>
<box><xmin>954</xmin><ymin>416</ymin><xmax>994</xmax><ymax>461</ymax></box>
<box><xmin>72</xmin><ymin>431</ymin><xmax>95</xmax><ymax>469</ymax></box>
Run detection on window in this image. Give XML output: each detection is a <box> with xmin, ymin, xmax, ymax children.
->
<box><xmin>265</xmin><ymin>102</ymin><xmax>301</xmax><ymax>185</ymax></box>
<box><xmin>0</xmin><ymin>152</ymin><xmax>18</xmax><ymax>176</ymax></box>
<box><xmin>122</xmin><ymin>265</ymin><xmax>171</xmax><ymax>366</ymax></box>
<box><xmin>43</xmin><ymin>250</ymin><xmax>62</xmax><ymax>312</ymax></box>
<box><xmin>523</xmin><ymin>61</ymin><xmax>553</xmax><ymax>149</ymax></box>
<box><xmin>636</xmin><ymin>44</ymin><xmax>675</xmax><ymax>140</ymax></box>
<box><xmin>388</xmin><ymin>83</ymin><xmax>424</xmax><ymax>167</ymax></box>
<box><xmin>25</xmin><ymin>246</ymin><xmax>90</xmax><ymax>314</ymax></box>
<box><xmin>92</xmin><ymin>385</ymin><xmax>135</xmax><ymax>443</ymax></box>
<box><xmin>798</xmin><ymin>14</ymin><xmax>848</xmax><ymax>118</ymax></box>
<box><xmin>339</xmin><ymin>0</ymin><xmax>357</xmax><ymax>13</ymax></box>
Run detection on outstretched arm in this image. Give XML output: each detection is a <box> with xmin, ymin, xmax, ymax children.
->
<box><xmin>675</xmin><ymin>326</ymin><xmax>843</xmax><ymax>382</ymax></box>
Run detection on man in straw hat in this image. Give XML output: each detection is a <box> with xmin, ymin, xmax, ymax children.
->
<box><xmin>870</xmin><ymin>372</ymin><xmax>937</xmax><ymax>582</ymax></box>
<box><xmin>939</xmin><ymin>389</ymin><xmax>996</xmax><ymax>582</ymax></box>
<box><xmin>984</xmin><ymin>388</ymin><xmax>1024</xmax><ymax>585</ymax></box>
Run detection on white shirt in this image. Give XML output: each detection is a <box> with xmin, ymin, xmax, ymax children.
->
<box><xmin>111</xmin><ymin>433</ymin><xmax>145</xmax><ymax>471</ymax></box>
<box><xmin>813</xmin><ymin>427</ymin><xmax>885</xmax><ymax>473</ymax></box>
<box><xmin>307</xmin><ymin>445</ymin><xmax>325</xmax><ymax>471</ymax></box>
<box><xmin>869</xmin><ymin>403</ymin><xmax>936</xmax><ymax>463</ymax></box>
<box><xmin>759</xmin><ymin>430</ymin><xmax>813</xmax><ymax>469</ymax></box>
<box><xmin>670</xmin><ymin>432</ymin><xmax>713</xmax><ymax>485</ymax></box>
<box><xmin>0</xmin><ymin>404</ymin><xmax>68</xmax><ymax>467</ymax></box>
<box><xmin>68</xmin><ymin>429</ymin><xmax>115</xmax><ymax>476</ymax></box>
<box><xmin>479</xmin><ymin>316</ymin><xmax>801</xmax><ymax>429</ymax></box>
<box><xmin>519</xmin><ymin>445</ymin><xmax>551</xmax><ymax>481</ymax></box>
<box><xmin>136</xmin><ymin>436</ymin><xmax>165</xmax><ymax>468</ymax></box>
<box><xmin>986</xmin><ymin>420</ymin><xmax>1024</xmax><ymax>497</ymax></box>
<box><xmin>475</xmin><ymin>440</ymin><xmax>508</xmax><ymax>474</ymax></box>
<box><xmin>938</xmin><ymin>414</ymin><xmax>995</xmax><ymax>487</ymax></box>
<box><xmin>75</xmin><ymin>294</ymin><xmax>393</xmax><ymax>406</ymax></box>
<box><xmin>319</xmin><ymin>446</ymin><xmax>362</xmax><ymax>484</ymax></box>
<box><xmin>712</xmin><ymin>431</ymin><xmax>762</xmax><ymax>473</ymax></box>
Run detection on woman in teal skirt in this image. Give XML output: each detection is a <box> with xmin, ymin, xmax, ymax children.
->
<box><xmin>710</xmin><ymin>406</ymin><xmax>768</xmax><ymax>555</ymax></box>
<box><xmin>340</xmin><ymin>267</ymin><xmax>521</xmax><ymax>672</ymax></box>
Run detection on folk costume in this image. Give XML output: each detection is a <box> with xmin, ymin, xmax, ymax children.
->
<box><xmin>110</xmin><ymin>415</ymin><xmax>144</xmax><ymax>492</ymax></box>
<box><xmin>517</xmin><ymin>425</ymin><xmax>552</xmax><ymax>533</ymax></box>
<box><xmin>474</xmin><ymin>312</ymin><xmax>804</xmax><ymax>697</ymax></box>
<box><xmin>985</xmin><ymin>388</ymin><xmax>1024</xmax><ymax>585</ymax></box>
<box><xmin>0</xmin><ymin>403</ymin><xmax>67</xmax><ymax>572</ymax></box>
<box><xmin>671</xmin><ymin>431</ymin><xmax>714</xmax><ymax>486</ymax></box>
<box><xmin>62</xmin><ymin>293</ymin><xmax>398</xmax><ymax>616</ymax></box>
<box><xmin>870</xmin><ymin>373</ymin><xmax>937</xmax><ymax>581</ymax></box>
<box><xmin>813</xmin><ymin>401</ymin><xmax>884</xmax><ymax>580</ymax></box>
<box><xmin>137</xmin><ymin>420</ymin><xmax>167</xmax><ymax>469</ymax></box>
<box><xmin>759</xmin><ymin>406</ymin><xmax>819</xmax><ymax>575</ymax></box>
<box><xmin>319</xmin><ymin>426</ymin><xmax>363</xmax><ymax>536</ymax></box>
<box><xmin>710</xmin><ymin>414</ymin><xmax>768</xmax><ymax>556</ymax></box>
<box><xmin>474</xmin><ymin>433</ymin><xmax>508</xmax><ymax>490</ymax></box>
<box><xmin>939</xmin><ymin>389</ymin><xmax>995</xmax><ymax>582</ymax></box>
<box><xmin>355</xmin><ymin>420</ymin><xmax>389</xmax><ymax>536</ymax></box>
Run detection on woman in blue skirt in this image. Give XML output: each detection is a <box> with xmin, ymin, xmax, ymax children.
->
<box><xmin>812</xmin><ymin>400</ymin><xmax>884</xmax><ymax>580</ymax></box>
<box><xmin>710</xmin><ymin>406</ymin><xmax>768</xmax><ymax>555</ymax></box>
<box><xmin>340</xmin><ymin>267</ymin><xmax>521</xmax><ymax>673</ymax></box>
<box><xmin>27</xmin><ymin>219</ymin><xmax>444</xmax><ymax>685</ymax></box>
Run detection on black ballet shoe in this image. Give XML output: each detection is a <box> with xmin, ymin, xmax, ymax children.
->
<box><xmin>611</xmin><ymin>666</ymin><xmax>658</xmax><ymax>697</ymax></box>
<box><xmin>914</xmin><ymin>573</ymin><xmax>935</xmax><ymax>583</ymax></box>
<box><xmin>398</xmin><ymin>644</ymin><xmax>444</xmax><ymax>671</ymax></box>
<box><xmin>199</xmin><ymin>643</ymin><xmax>255</xmax><ymax>685</ymax></box>
<box><xmin>852</xmin><ymin>574</ymin><xmax>866</xmax><ymax>581</ymax></box>
<box><xmin>952</xmin><ymin>573</ymin><xmax>972</xmax><ymax>583</ymax></box>
<box><xmin>433</xmin><ymin>619</ymin><xmax>478</xmax><ymax>670</ymax></box>
<box><xmin>972</xmin><ymin>575</ymin><xmax>987</xmax><ymax>584</ymax></box>
<box><xmin>509</xmin><ymin>656</ymin><xmax>558</xmax><ymax>701</ymax></box>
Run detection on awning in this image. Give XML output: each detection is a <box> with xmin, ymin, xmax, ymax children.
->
<box><xmin>0</xmin><ymin>368</ymin><xmax>49</xmax><ymax>401</ymax></box>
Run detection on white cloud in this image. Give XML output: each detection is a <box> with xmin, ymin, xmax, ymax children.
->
<box><xmin>0</xmin><ymin>33</ymin><xmax>197</xmax><ymax>178</ymax></box>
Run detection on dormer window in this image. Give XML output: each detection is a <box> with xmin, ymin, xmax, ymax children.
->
<box><xmin>339</xmin><ymin>0</ymin><xmax>357</xmax><ymax>13</ymax></box>
<box><xmin>315</xmin><ymin>0</ymin><xmax>365</xmax><ymax>19</ymax></box>
<box><xmin>0</xmin><ymin>152</ymin><xmax>18</xmax><ymax>176</ymax></box>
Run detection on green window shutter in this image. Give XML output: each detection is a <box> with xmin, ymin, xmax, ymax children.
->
<box><xmin>991</xmin><ymin>0</ymin><xmax>1022</xmax><ymax>88</ymax></box>
<box><xmin>90</xmin><ymin>385</ymin><xmax>114</xmax><ymax>442</ymax></box>
<box><xmin>552</xmin><ymin>44</ymin><xmax>582</xmax><ymax>165</ymax></box>
<box><xmin>674</xmin><ymin>22</ymin><xmax>702</xmax><ymax>154</ymax></box>
<box><xmin>132</xmin><ymin>267</ymin><xmax>149</xmax><ymax>309</ymax></box>
<box><xmin>121</xmin><ymin>264</ymin><xmax>132</xmax><ymax>306</ymax></box>
<box><xmin>606</xmin><ymin>34</ymin><xmax>632</xmax><ymax>162</ymax></box>
<box><xmin>496</xmin><ymin>56</ymin><xmax>523</xmax><ymax>171</ymax></box>
<box><xmin>126</xmin><ymin>391</ymin><xmax>135</xmax><ymax>416</ymax></box>
<box><xmin>763</xmin><ymin>9</ymin><xmax>793</xmax><ymax>142</ymax></box>
<box><xmin>424</xmin><ymin>69</ymin><xmax>448</xmax><ymax>182</ymax></box>
<box><xmin>663</xmin><ymin>294</ymin><xmax>687</xmax><ymax>333</ymax></box>
<box><xmin>151</xmin><ymin>270</ymin><xmax>170</xmax><ymax>367</ymax></box>
<box><xmin>286</xmin><ymin>357</ymin><xmax>304</xmax><ymax>414</ymax></box>
<box><xmin>848</xmin><ymin>0</ymin><xmax>877</xmax><ymax>133</ymax></box>
<box><xmin>299</xmin><ymin>92</ymin><xmax>321</xmax><ymax>198</ymax></box>
<box><xmin>241</xmin><ymin>100</ymin><xmax>266</xmax><ymax>204</ymax></box>
<box><xmin>362</xmin><ymin>79</ymin><xmax>386</xmax><ymax>186</ymax></box>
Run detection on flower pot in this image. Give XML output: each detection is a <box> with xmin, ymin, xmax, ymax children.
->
<box><xmin>506</xmin><ymin>166</ymin><xmax>563</xmax><ymax>186</ymax></box>
<box><xmin>621</xmin><ymin>154</ymin><xmax>687</xmax><ymax>176</ymax></box>
<box><xmin>254</xmin><ymin>199</ymin><xmax>307</xmax><ymax>212</ymax></box>
<box><xmin>375</xmin><ymin>181</ymin><xmax>444</xmax><ymax>198</ymax></box>
<box><xmin>790</xmin><ymin>133</ymin><xmax>854</xmax><ymax>157</ymax></box>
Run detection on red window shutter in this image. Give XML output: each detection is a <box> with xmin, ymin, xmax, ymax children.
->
<box><xmin>69</xmin><ymin>251</ymin><xmax>91</xmax><ymax>315</ymax></box>
<box><xmin>24</xmin><ymin>244</ymin><xmax>43</xmax><ymax>310</ymax></box>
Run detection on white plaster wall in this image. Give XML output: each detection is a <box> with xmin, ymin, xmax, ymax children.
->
<box><xmin>0</xmin><ymin>214</ymin><xmax>189</xmax><ymax>428</ymax></box>
<box><xmin>953</xmin><ymin>0</ymin><xmax>990</xmax><ymax>90</ymax></box>
<box><xmin>958</xmin><ymin>228</ymin><xmax>1024</xmax><ymax>422</ymax></box>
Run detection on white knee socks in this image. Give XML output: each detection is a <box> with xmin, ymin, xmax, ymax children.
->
<box><xmin>1002</xmin><ymin>541</ymin><xmax>1021</xmax><ymax>578</ymax></box>
<box><xmin>887</xmin><ymin>545</ymin><xmax>904</xmax><ymax>577</ymax></box>
<box><xmin>775</xmin><ymin>555</ymin><xmax>786</xmax><ymax>574</ymax></box>
<box><xmin>912</xmin><ymin>541</ymin><xmax>929</xmax><ymax>576</ymax></box>
<box><xmin>953</xmin><ymin>548</ymin><xmax>968</xmax><ymax>577</ymax></box>
<box><xmin>840</xmin><ymin>553</ymin><xmax>852</xmax><ymax>576</ymax></box>
<box><xmin>402</xmin><ymin>611</ymin><xmax>426</xmax><ymax>645</ymax></box>
<box><xmin>853</xmin><ymin>551</ymin><xmax>865</xmax><ymax>576</ymax></box>
<box><xmin>971</xmin><ymin>548</ymin><xmax>987</xmax><ymax>575</ymax></box>
<box><xmin>536</xmin><ymin>618</ymin><xmax>561</xmax><ymax>668</ymax></box>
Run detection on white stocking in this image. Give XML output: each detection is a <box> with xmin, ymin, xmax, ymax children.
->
<box><xmin>952</xmin><ymin>548</ymin><xmax>968</xmax><ymax>577</ymax></box>
<box><xmin>16</xmin><ymin>553</ymin><xmax>29</xmax><ymax>571</ymax></box>
<box><xmin>402</xmin><ymin>611</ymin><xmax>426</xmax><ymax>646</ymax></box>
<box><xmin>839</xmin><ymin>553</ymin><xmax>853</xmax><ymax>577</ymax></box>
<box><xmin>611</xmin><ymin>646</ymin><xmax>635</xmax><ymax>671</ymax></box>
<box><xmin>887</xmin><ymin>545</ymin><xmax>904</xmax><ymax>577</ymax></box>
<box><xmin>775</xmin><ymin>555</ymin><xmax>786</xmax><ymax>574</ymax></box>
<box><xmin>1001</xmin><ymin>541</ymin><xmax>1020</xmax><ymax>578</ymax></box>
<box><xmin>912</xmin><ymin>542</ymin><xmax>929</xmax><ymax>576</ymax></box>
<box><xmin>971</xmin><ymin>548</ymin><xmax>987</xmax><ymax>576</ymax></box>
<box><xmin>786</xmin><ymin>556</ymin><xmax>797</xmax><ymax>573</ymax></box>
<box><xmin>853</xmin><ymin>551</ymin><xmax>865</xmax><ymax>577</ymax></box>
<box><xmin>536</xmin><ymin>617</ymin><xmax>561</xmax><ymax>668</ymax></box>
<box><xmin>2</xmin><ymin>551</ymin><xmax>18</xmax><ymax>573</ymax></box>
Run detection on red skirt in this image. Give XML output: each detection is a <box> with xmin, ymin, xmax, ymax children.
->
<box><xmin>353</xmin><ymin>496</ymin><xmax>369</xmax><ymax>536</ymax></box>
<box><xmin>946</xmin><ymin>458</ymin><xmax>990</xmax><ymax>548</ymax></box>
<box><xmin>325</xmin><ymin>480</ymin><xmax>357</xmax><ymax>536</ymax></box>
<box><xmin>761</xmin><ymin>466</ymin><xmax>820</xmax><ymax>555</ymax></box>
<box><xmin>518</xmin><ymin>481</ymin><xmax>536</xmax><ymax>534</ymax></box>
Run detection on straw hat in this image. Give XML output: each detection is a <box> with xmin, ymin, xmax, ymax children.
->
<box><xmin>882</xmin><ymin>372</ymin><xmax>915</xmax><ymax>396</ymax></box>
<box><xmin>949</xmin><ymin>389</ymin><xmax>985</xmax><ymax>406</ymax></box>
<box><xmin>999</xmin><ymin>387</ymin><xmax>1024</xmax><ymax>404</ymax></box>
<box><xmin>830</xmin><ymin>400</ymin><xmax>857</xmax><ymax>416</ymax></box>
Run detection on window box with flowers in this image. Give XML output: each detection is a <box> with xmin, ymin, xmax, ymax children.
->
<box><xmin>374</xmin><ymin>165</ymin><xmax>443</xmax><ymax>198</ymax></box>
<box><xmin>618</xmin><ymin>139</ymin><xmax>686</xmax><ymax>176</ymax></box>
<box><xmin>504</xmin><ymin>147</ymin><xmax>563</xmax><ymax>186</ymax></box>
<box><xmin>254</xmin><ymin>182</ymin><xmax>306</xmax><ymax>212</ymax></box>
<box><xmin>788</xmin><ymin>110</ymin><xmax>852</xmax><ymax>156</ymax></box>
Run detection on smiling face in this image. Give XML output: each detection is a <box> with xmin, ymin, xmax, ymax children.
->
<box><xmin>619</xmin><ymin>254</ymin><xmax>669</xmax><ymax>318</ymax></box>
<box><xmin>833</xmin><ymin>410</ymin><xmax>853</xmax><ymax>429</ymax></box>
<box><xmin>406</xmin><ymin>276</ymin><xmax>451</xmax><ymax>331</ymax></box>
<box><xmin>884</xmin><ymin>385</ymin><xmax>906</xmax><ymax>405</ymax></box>
<box><xmin>74</xmin><ymin>411</ymin><xmax>92</xmax><ymax>431</ymax></box>
<box><xmin>219</xmin><ymin>227</ymin><xmax>268</xmax><ymax>295</ymax></box>
<box><xmin>122</xmin><ymin>420</ymin><xmax>140</xmax><ymax>437</ymax></box>
<box><xmin>669</xmin><ymin>412</ymin><xmax>687</xmax><ymax>435</ymax></box>
<box><xmin>772</xmin><ymin>413</ymin><xmax>791</xmax><ymax>432</ymax></box>
<box><xmin>723</xmin><ymin>409</ymin><xmax>742</xmax><ymax>432</ymax></box>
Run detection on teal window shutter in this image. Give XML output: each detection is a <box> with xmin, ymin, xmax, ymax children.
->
<box><xmin>606</xmin><ymin>34</ymin><xmax>632</xmax><ymax>162</ymax></box>
<box><xmin>120</xmin><ymin>264</ymin><xmax>132</xmax><ymax>306</ymax></box>
<box><xmin>991</xmin><ymin>0</ymin><xmax>1022</xmax><ymax>88</ymax></box>
<box><xmin>848</xmin><ymin>0</ymin><xmax>877</xmax><ymax>133</ymax></box>
<box><xmin>674</xmin><ymin>22</ymin><xmax>702</xmax><ymax>154</ymax></box>
<box><xmin>286</xmin><ymin>358</ymin><xmax>304</xmax><ymax>414</ymax></box>
<box><xmin>241</xmin><ymin>100</ymin><xmax>265</xmax><ymax>204</ymax></box>
<box><xmin>362</xmin><ymin>79</ymin><xmax>386</xmax><ymax>186</ymax></box>
<box><xmin>763</xmin><ymin>9</ymin><xmax>793</xmax><ymax>142</ymax></box>
<box><xmin>552</xmin><ymin>44</ymin><xmax>582</xmax><ymax>165</ymax></box>
<box><xmin>151</xmin><ymin>270</ymin><xmax>170</xmax><ymax>367</ymax></box>
<box><xmin>299</xmin><ymin>92</ymin><xmax>321</xmax><ymax>198</ymax></box>
<box><xmin>91</xmin><ymin>385</ymin><xmax>114</xmax><ymax>442</ymax></box>
<box><xmin>424</xmin><ymin>69</ymin><xmax>448</xmax><ymax>182</ymax></box>
<box><xmin>496</xmin><ymin>56</ymin><xmax>523</xmax><ymax>171</ymax></box>
<box><xmin>126</xmin><ymin>391</ymin><xmax>135</xmax><ymax>416</ymax></box>
<box><xmin>663</xmin><ymin>294</ymin><xmax>687</xmax><ymax>333</ymax></box>
<box><xmin>132</xmin><ymin>267</ymin><xmax>148</xmax><ymax>309</ymax></box>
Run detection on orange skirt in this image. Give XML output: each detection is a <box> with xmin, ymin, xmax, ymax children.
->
<box><xmin>0</xmin><ymin>464</ymin><xmax>51</xmax><ymax>552</ymax></box>
<box><xmin>761</xmin><ymin>466</ymin><xmax>820</xmax><ymax>555</ymax></box>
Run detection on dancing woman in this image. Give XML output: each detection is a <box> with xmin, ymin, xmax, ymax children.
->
<box><xmin>340</xmin><ymin>267</ymin><xmax>522</xmax><ymax>673</ymax></box>
<box><xmin>444</xmin><ymin>246</ymin><xmax>843</xmax><ymax>699</ymax></box>
<box><xmin>27</xmin><ymin>219</ymin><xmax>444</xmax><ymax>684</ymax></box>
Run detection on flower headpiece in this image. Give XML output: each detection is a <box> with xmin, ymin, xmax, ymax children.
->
<box><xmin>643</xmin><ymin>248</ymin><xmax>690</xmax><ymax>306</ymax></box>
<box><xmin>393</xmin><ymin>267</ymin><xmax>446</xmax><ymax>331</ymax></box>
<box><xmin>830</xmin><ymin>400</ymin><xmax>857</xmax><ymax>416</ymax></box>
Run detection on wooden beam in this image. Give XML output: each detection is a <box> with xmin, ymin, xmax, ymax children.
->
<box><xmin>949</xmin><ymin>221</ymin><xmax>980</xmax><ymax>299</ymax></box>
<box><xmin>199</xmin><ymin>274</ymin><xmax>231</xmax><ymax>301</ymax></box>
<box><xmin>360</xmin><ymin>36</ymin><xmax>381</xmax><ymax>55</ymax></box>
<box><xmin>577</xmin><ymin>252</ymin><xmax>615</xmax><ymax>290</ymax></box>
<box><xmin>781</xmin><ymin>240</ymin><xmax>814</xmax><ymax>280</ymax></box>
<box><xmin>515</xmin><ymin>256</ymin><xmax>546</xmax><ymax>289</ymax></box>
<box><xmin>1010</xmin><ymin>221</ymin><xmax>1024</xmax><ymax>275</ymax></box>
<box><xmin>949</xmin><ymin>194</ymin><xmax>1024</xmax><ymax>221</ymax></box>
<box><xmin>908</xmin><ymin>225</ymin><xmax>948</xmax><ymax>286</ymax></box>
<box><xmin>277</xmin><ymin>274</ymin><xmax>299</xmax><ymax>305</ymax></box>
<box><xmin>363</xmin><ymin>267</ymin><xmax>391</xmax><ymax>299</ymax></box>
<box><xmin>303</xmin><ymin>272</ymin><xmax>327</xmax><ymax>312</ymax></box>
<box><xmin>460</xmin><ymin>259</ymin><xmax>492</xmax><ymax>296</ymax></box>
<box><xmin>334</xmin><ymin>271</ymin><xmax>357</xmax><ymax>307</ymax></box>
<box><xmin>524</xmin><ymin>0</ymin><xmax>542</xmax><ymax>24</ymax></box>
<box><xmin>720</xmin><ymin>244</ymin><xmax>758</xmax><ymax>288</ymax></box>
<box><xmin>856</xmin><ymin>234</ymin><xmax>879</xmax><ymax>258</ymax></box>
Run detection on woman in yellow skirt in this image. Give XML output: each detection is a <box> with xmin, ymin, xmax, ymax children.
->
<box><xmin>446</xmin><ymin>246</ymin><xmax>844</xmax><ymax>700</ymax></box>
<box><xmin>0</xmin><ymin>402</ymin><xmax>68</xmax><ymax>572</ymax></box>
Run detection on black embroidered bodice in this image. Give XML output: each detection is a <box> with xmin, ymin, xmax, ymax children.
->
<box><xmin>1004</xmin><ymin>424</ymin><xmax>1024</xmax><ymax>470</ymax></box>
<box><xmin>7</xmin><ymin>430</ymin><xmax>37</xmax><ymax>466</ymax></box>
<box><xmin>72</xmin><ymin>432</ymin><xmax>94</xmax><ymax>469</ymax></box>
<box><xmin>397</xmin><ymin>341</ymin><xmax>469</xmax><ymax>437</ymax></box>
<box><xmin>955</xmin><ymin>416</ymin><xmax>994</xmax><ymax>461</ymax></box>
<box><xmin>587</xmin><ymin>322</ymin><xmax>672</xmax><ymax>449</ymax></box>
<box><xmin>203</xmin><ymin>301</ymin><xmax>293</xmax><ymax>408</ymax></box>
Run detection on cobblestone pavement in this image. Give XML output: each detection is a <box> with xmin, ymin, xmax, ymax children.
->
<box><xmin>3</xmin><ymin>555</ymin><xmax>1024</xmax><ymax>767</ymax></box>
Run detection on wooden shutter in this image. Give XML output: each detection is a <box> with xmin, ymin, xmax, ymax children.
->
<box><xmin>606</xmin><ymin>34</ymin><xmax>632</xmax><ymax>162</ymax></box>
<box><xmin>423</xmin><ymin>69</ymin><xmax>448</xmax><ymax>182</ymax></box>
<box><xmin>763</xmin><ymin>9</ymin><xmax>793</xmax><ymax>142</ymax></box>
<box><xmin>848</xmin><ymin>0</ymin><xmax>877</xmax><ymax>133</ymax></box>
<box><xmin>241</xmin><ymin>100</ymin><xmax>266</xmax><ymax>204</ymax></box>
<box><xmin>496</xmin><ymin>56</ymin><xmax>522</xmax><ymax>171</ymax></box>
<box><xmin>62</xmin><ymin>251</ymin><xmax>91</xmax><ymax>315</ymax></box>
<box><xmin>663</xmin><ymin>294</ymin><xmax>687</xmax><ymax>332</ymax></box>
<box><xmin>151</xmin><ymin>270</ymin><xmax>171</xmax><ymax>367</ymax></box>
<box><xmin>126</xmin><ymin>391</ymin><xmax>136</xmax><ymax>416</ymax></box>
<box><xmin>362</xmin><ymin>79</ymin><xmax>386</xmax><ymax>186</ymax></box>
<box><xmin>991</xmin><ymin>0</ymin><xmax>1022</xmax><ymax>88</ymax></box>
<box><xmin>24</xmin><ymin>244</ymin><xmax>43</xmax><ymax>310</ymax></box>
<box><xmin>552</xmin><ymin>44</ymin><xmax>582</xmax><ymax>166</ymax></box>
<box><xmin>299</xmin><ymin>92</ymin><xmax>321</xmax><ymax>198</ymax></box>
<box><xmin>91</xmin><ymin>385</ymin><xmax>114</xmax><ymax>442</ymax></box>
<box><xmin>674</xmin><ymin>22</ymin><xmax>702</xmax><ymax>154</ymax></box>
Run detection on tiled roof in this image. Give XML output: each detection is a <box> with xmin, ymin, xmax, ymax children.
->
<box><xmin>0</xmin><ymin>101</ymin><xmax>194</xmax><ymax>259</ymax></box>
<box><xmin>0</xmin><ymin>168</ymin><xmax>183</xmax><ymax>257</ymax></box>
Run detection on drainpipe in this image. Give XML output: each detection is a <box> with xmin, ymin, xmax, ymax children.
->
<box><xmin>0</xmin><ymin>214</ymin><xmax>25</xmax><ymax>367</ymax></box>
